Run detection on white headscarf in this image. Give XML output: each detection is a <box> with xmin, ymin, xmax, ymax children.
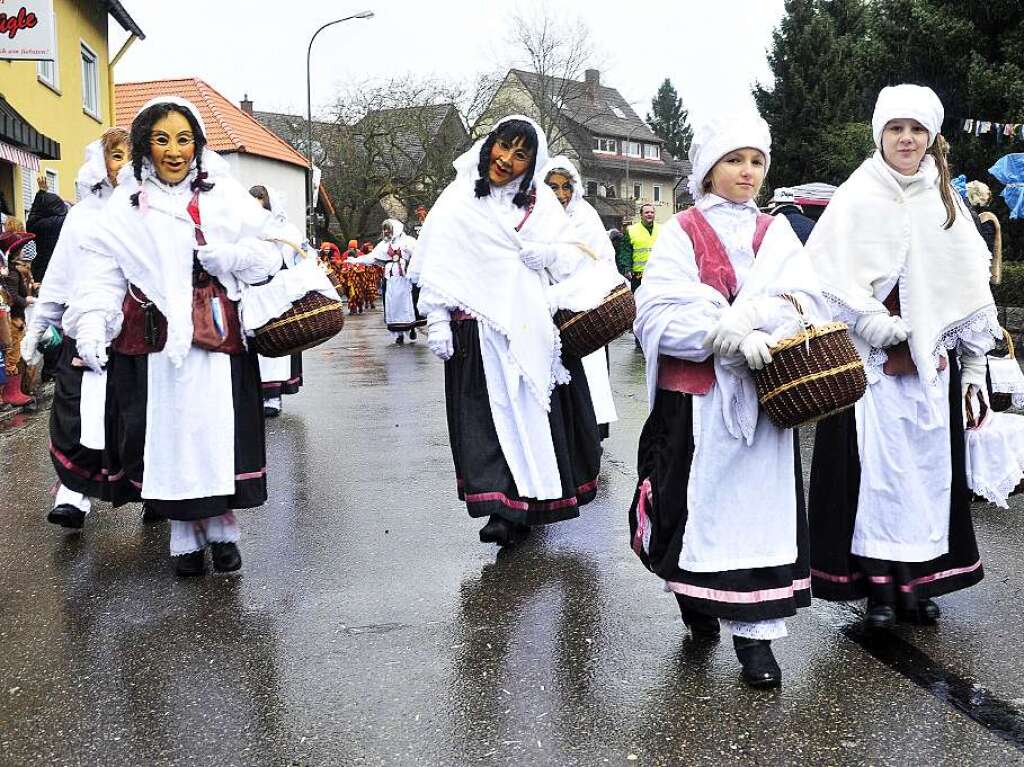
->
<box><xmin>454</xmin><ymin>114</ymin><xmax>551</xmax><ymax>192</ymax></box>
<box><xmin>75</xmin><ymin>140</ymin><xmax>112</xmax><ymax>200</ymax></box>
<box><xmin>871</xmin><ymin>84</ymin><xmax>944</xmax><ymax>148</ymax></box>
<box><xmin>382</xmin><ymin>218</ymin><xmax>405</xmax><ymax>243</ymax></box>
<box><xmin>540</xmin><ymin>154</ymin><xmax>617</xmax><ymax>268</ymax></box>
<box><xmin>688</xmin><ymin>113</ymin><xmax>772</xmax><ymax>200</ymax></box>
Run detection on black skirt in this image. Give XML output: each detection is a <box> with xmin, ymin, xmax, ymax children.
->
<box><xmin>628</xmin><ymin>389</ymin><xmax>810</xmax><ymax>623</ymax></box>
<box><xmin>444</xmin><ymin>318</ymin><xmax>602</xmax><ymax>526</ymax></box>
<box><xmin>262</xmin><ymin>353</ymin><xmax>303</xmax><ymax>399</ymax></box>
<box><xmin>808</xmin><ymin>356</ymin><xmax>982</xmax><ymax>609</ymax></box>
<box><xmin>48</xmin><ymin>337</ymin><xmax>110</xmax><ymax>500</ymax></box>
<box><xmin>104</xmin><ymin>348</ymin><xmax>268</xmax><ymax>520</ymax></box>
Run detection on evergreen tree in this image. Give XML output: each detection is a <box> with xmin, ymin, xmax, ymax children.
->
<box><xmin>754</xmin><ymin>0</ymin><xmax>873</xmax><ymax>188</ymax></box>
<box><xmin>647</xmin><ymin>78</ymin><xmax>693</xmax><ymax>159</ymax></box>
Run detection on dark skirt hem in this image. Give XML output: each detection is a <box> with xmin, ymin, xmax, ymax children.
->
<box><xmin>457</xmin><ymin>476</ymin><xmax>599</xmax><ymax>526</ymax></box>
<box><xmin>628</xmin><ymin>389</ymin><xmax>810</xmax><ymax>622</ymax></box>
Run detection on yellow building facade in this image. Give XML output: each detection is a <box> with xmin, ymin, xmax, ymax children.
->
<box><xmin>0</xmin><ymin>0</ymin><xmax>143</xmax><ymax>217</ymax></box>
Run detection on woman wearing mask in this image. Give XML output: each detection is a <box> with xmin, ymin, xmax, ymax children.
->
<box><xmin>414</xmin><ymin>116</ymin><xmax>606</xmax><ymax>548</ymax></box>
<box><xmin>66</xmin><ymin>97</ymin><xmax>284</xmax><ymax>576</ymax></box>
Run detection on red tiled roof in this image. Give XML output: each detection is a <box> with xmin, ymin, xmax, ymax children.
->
<box><xmin>115</xmin><ymin>78</ymin><xmax>309</xmax><ymax>169</ymax></box>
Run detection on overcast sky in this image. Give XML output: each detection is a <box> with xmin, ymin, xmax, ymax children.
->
<box><xmin>113</xmin><ymin>1</ymin><xmax>785</xmax><ymax>128</ymax></box>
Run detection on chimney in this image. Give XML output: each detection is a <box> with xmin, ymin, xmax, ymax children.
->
<box><xmin>584</xmin><ymin>69</ymin><xmax>600</xmax><ymax>103</ymax></box>
<box><xmin>240</xmin><ymin>93</ymin><xmax>253</xmax><ymax>114</ymax></box>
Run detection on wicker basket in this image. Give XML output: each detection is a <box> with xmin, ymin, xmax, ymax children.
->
<box><xmin>554</xmin><ymin>284</ymin><xmax>636</xmax><ymax>359</ymax></box>
<box><xmin>251</xmin><ymin>290</ymin><xmax>345</xmax><ymax>357</ymax></box>
<box><xmin>753</xmin><ymin>321</ymin><xmax>866</xmax><ymax>429</ymax></box>
<box><xmin>250</xmin><ymin>240</ymin><xmax>346</xmax><ymax>357</ymax></box>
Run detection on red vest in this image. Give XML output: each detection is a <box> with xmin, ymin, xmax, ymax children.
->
<box><xmin>657</xmin><ymin>207</ymin><xmax>775</xmax><ymax>395</ymax></box>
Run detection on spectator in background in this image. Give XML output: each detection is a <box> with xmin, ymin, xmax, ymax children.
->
<box><xmin>0</xmin><ymin>228</ymin><xmax>37</xmax><ymax>407</ymax></box>
<box><xmin>26</xmin><ymin>173</ymin><xmax>68</xmax><ymax>282</ymax></box>
<box><xmin>617</xmin><ymin>203</ymin><xmax>660</xmax><ymax>292</ymax></box>
<box><xmin>765</xmin><ymin>188</ymin><xmax>815</xmax><ymax>245</ymax></box>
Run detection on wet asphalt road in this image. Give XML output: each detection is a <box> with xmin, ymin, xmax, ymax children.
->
<box><xmin>2</xmin><ymin>310</ymin><xmax>1024</xmax><ymax>767</ymax></box>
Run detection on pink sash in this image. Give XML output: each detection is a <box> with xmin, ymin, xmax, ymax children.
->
<box><xmin>657</xmin><ymin>208</ymin><xmax>774</xmax><ymax>395</ymax></box>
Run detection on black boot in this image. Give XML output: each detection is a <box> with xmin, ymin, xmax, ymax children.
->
<box><xmin>210</xmin><ymin>542</ymin><xmax>242</xmax><ymax>572</ymax></box>
<box><xmin>174</xmin><ymin>549</ymin><xmax>207</xmax><ymax>577</ymax></box>
<box><xmin>47</xmin><ymin>504</ymin><xmax>86</xmax><ymax>529</ymax></box>
<box><xmin>675</xmin><ymin>595</ymin><xmax>720</xmax><ymax>640</ymax></box>
<box><xmin>478</xmin><ymin>515</ymin><xmax>529</xmax><ymax>547</ymax></box>
<box><xmin>733</xmin><ymin>636</ymin><xmax>782</xmax><ymax>689</ymax></box>
<box><xmin>898</xmin><ymin>598</ymin><xmax>940</xmax><ymax>625</ymax></box>
<box><xmin>409</xmin><ymin>328</ymin><xmax>417</xmax><ymax>340</ymax></box>
<box><xmin>395</xmin><ymin>334</ymin><xmax>405</xmax><ymax>345</ymax></box>
<box><xmin>141</xmin><ymin>502</ymin><xmax>163</xmax><ymax>524</ymax></box>
<box><xmin>865</xmin><ymin>599</ymin><xmax>896</xmax><ymax>630</ymax></box>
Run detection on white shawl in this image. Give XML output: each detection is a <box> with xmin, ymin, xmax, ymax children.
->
<box><xmin>807</xmin><ymin>152</ymin><xmax>999</xmax><ymax>384</ymax></box>
<box><xmin>416</xmin><ymin>116</ymin><xmax>580</xmax><ymax>499</ymax></box>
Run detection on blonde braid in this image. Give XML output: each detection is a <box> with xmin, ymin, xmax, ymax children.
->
<box><xmin>928</xmin><ymin>134</ymin><xmax>957</xmax><ymax>230</ymax></box>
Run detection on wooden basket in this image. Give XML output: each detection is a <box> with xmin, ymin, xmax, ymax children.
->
<box><xmin>250</xmin><ymin>240</ymin><xmax>346</xmax><ymax>358</ymax></box>
<box><xmin>554</xmin><ymin>284</ymin><xmax>636</xmax><ymax>359</ymax></box>
<box><xmin>753</xmin><ymin>320</ymin><xmax>866</xmax><ymax>429</ymax></box>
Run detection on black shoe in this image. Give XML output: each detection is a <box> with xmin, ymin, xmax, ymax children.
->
<box><xmin>395</xmin><ymin>335</ymin><xmax>405</xmax><ymax>345</ymax></box>
<box><xmin>478</xmin><ymin>515</ymin><xmax>529</xmax><ymax>547</ymax></box>
<box><xmin>47</xmin><ymin>504</ymin><xmax>86</xmax><ymax>529</ymax></box>
<box><xmin>141</xmin><ymin>502</ymin><xmax>163</xmax><ymax>524</ymax></box>
<box><xmin>865</xmin><ymin>602</ymin><xmax>896</xmax><ymax>630</ymax></box>
<box><xmin>210</xmin><ymin>541</ymin><xmax>242</xmax><ymax>572</ymax></box>
<box><xmin>676</xmin><ymin>598</ymin><xmax>720</xmax><ymax>640</ymax></box>
<box><xmin>898</xmin><ymin>598</ymin><xmax>941</xmax><ymax>625</ymax></box>
<box><xmin>733</xmin><ymin>636</ymin><xmax>782</xmax><ymax>688</ymax></box>
<box><xmin>174</xmin><ymin>549</ymin><xmax>207</xmax><ymax>577</ymax></box>
<box><xmin>409</xmin><ymin>328</ymin><xmax>417</xmax><ymax>340</ymax></box>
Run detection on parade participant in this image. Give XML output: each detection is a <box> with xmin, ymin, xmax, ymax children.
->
<box><xmin>19</xmin><ymin>129</ymin><xmax>130</xmax><ymax>527</ymax></box>
<box><xmin>0</xmin><ymin>228</ymin><xmax>36</xmax><ymax>407</ymax></box>
<box><xmin>630</xmin><ymin>112</ymin><xmax>827</xmax><ymax>688</ymax></box>
<box><xmin>248</xmin><ymin>185</ymin><xmax>305</xmax><ymax>418</ymax></box>
<box><xmin>353</xmin><ymin>219</ymin><xmax>421</xmax><ymax>344</ymax></box>
<box><xmin>26</xmin><ymin>173</ymin><xmax>69</xmax><ymax>281</ymax></box>
<box><xmin>415</xmin><ymin>115</ymin><xmax>604</xmax><ymax>548</ymax></box>
<box><xmin>806</xmin><ymin>85</ymin><xmax>1000</xmax><ymax>629</ymax></box>
<box><xmin>617</xmin><ymin>203</ymin><xmax>660</xmax><ymax>290</ymax></box>
<box><xmin>361</xmin><ymin>240</ymin><xmax>381</xmax><ymax>309</ymax></box>
<box><xmin>65</xmin><ymin>96</ymin><xmax>283</xmax><ymax>577</ymax></box>
<box><xmin>542</xmin><ymin>156</ymin><xmax>620</xmax><ymax>437</ymax></box>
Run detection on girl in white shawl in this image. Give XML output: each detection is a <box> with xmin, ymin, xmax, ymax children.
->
<box><xmin>415</xmin><ymin>116</ymin><xmax>605</xmax><ymax>547</ymax></box>
<box><xmin>65</xmin><ymin>97</ymin><xmax>284</xmax><ymax>577</ymax></box>
<box><xmin>353</xmin><ymin>218</ymin><xmax>421</xmax><ymax>344</ymax></box>
<box><xmin>807</xmin><ymin>85</ymin><xmax>1000</xmax><ymax>630</ymax></box>
<box><xmin>541</xmin><ymin>156</ymin><xmax>622</xmax><ymax>436</ymax></box>
<box><xmin>629</xmin><ymin>113</ymin><xmax>828</xmax><ymax>689</ymax></box>
<box><xmin>21</xmin><ymin>128</ymin><xmax>131</xmax><ymax>530</ymax></box>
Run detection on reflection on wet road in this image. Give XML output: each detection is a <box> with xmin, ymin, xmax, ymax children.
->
<box><xmin>2</xmin><ymin>311</ymin><xmax>1024</xmax><ymax>766</ymax></box>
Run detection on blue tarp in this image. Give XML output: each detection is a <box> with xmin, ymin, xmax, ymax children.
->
<box><xmin>990</xmin><ymin>153</ymin><xmax>1024</xmax><ymax>219</ymax></box>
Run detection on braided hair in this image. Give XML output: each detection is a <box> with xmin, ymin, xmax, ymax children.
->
<box><xmin>474</xmin><ymin>119</ymin><xmax>538</xmax><ymax>208</ymax></box>
<box><xmin>129</xmin><ymin>103</ymin><xmax>214</xmax><ymax>206</ymax></box>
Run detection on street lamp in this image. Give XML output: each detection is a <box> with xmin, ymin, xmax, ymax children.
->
<box><xmin>306</xmin><ymin>10</ymin><xmax>375</xmax><ymax>244</ymax></box>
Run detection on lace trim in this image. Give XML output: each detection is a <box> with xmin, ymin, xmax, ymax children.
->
<box><xmin>971</xmin><ymin>468</ymin><xmax>1024</xmax><ymax>509</ymax></box>
<box><xmin>724</xmin><ymin>618</ymin><xmax>788</xmax><ymax>640</ymax></box>
<box><xmin>417</xmin><ymin>280</ymin><xmax>567</xmax><ymax>407</ymax></box>
<box><xmin>864</xmin><ymin>347</ymin><xmax>887</xmax><ymax>385</ymax></box>
<box><xmin>936</xmin><ymin>307</ymin><xmax>1001</xmax><ymax>356</ymax></box>
<box><xmin>822</xmin><ymin>292</ymin><xmax>885</xmax><ymax>328</ymax></box>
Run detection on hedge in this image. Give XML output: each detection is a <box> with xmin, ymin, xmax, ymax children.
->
<box><xmin>994</xmin><ymin>262</ymin><xmax>1024</xmax><ymax>307</ymax></box>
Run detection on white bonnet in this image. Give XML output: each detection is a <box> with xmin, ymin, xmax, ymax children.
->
<box><xmin>871</xmin><ymin>84</ymin><xmax>944</xmax><ymax>148</ymax></box>
<box><xmin>687</xmin><ymin>112</ymin><xmax>772</xmax><ymax>200</ymax></box>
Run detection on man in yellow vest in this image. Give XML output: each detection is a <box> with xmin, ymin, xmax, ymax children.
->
<box><xmin>616</xmin><ymin>203</ymin><xmax>660</xmax><ymax>292</ymax></box>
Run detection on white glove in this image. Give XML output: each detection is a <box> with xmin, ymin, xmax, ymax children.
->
<box><xmin>739</xmin><ymin>330</ymin><xmax>774</xmax><ymax>370</ymax></box>
<box><xmin>20</xmin><ymin>326</ymin><xmax>43</xmax><ymax>364</ymax></box>
<box><xmin>708</xmin><ymin>300</ymin><xmax>770</xmax><ymax>358</ymax></box>
<box><xmin>427</xmin><ymin>319</ymin><xmax>454</xmax><ymax>361</ymax></box>
<box><xmin>519</xmin><ymin>242</ymin><xmax>559</xmax><ymax>271</ymax></box>
<box><xmin>197</xmin><ymin>242</ymin><xmax>251</xmax><ymax>278</ymax></box>
<box><xmin>959</xmin><ymin>353</ymin><xmax>988</xmax><ymax>389</ymax></box>
<box><xmin>75</xmin><ymin>338</ymin><xmax>107</xmax><ymax>373</ymax></box>
<box><xmin>854</xmin><ymin>313</ymin><xmax>908</xmax><ymax>348</ymax></box>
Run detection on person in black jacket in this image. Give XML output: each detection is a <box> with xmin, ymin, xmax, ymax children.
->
<box><xmin>26</xmin><ymin>173</ymin><xmax>68</xmax><ymax>281</ymax></box>
<box><xmin>765</xmin><ymin>188</ymin><xmax>815</xmax><ymax>245</ymax></box>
